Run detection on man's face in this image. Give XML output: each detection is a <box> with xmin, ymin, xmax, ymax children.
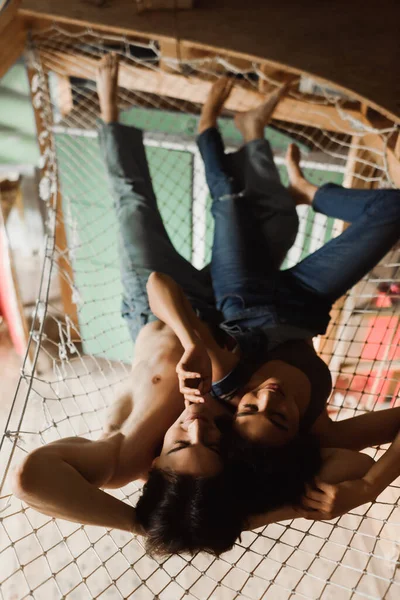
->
<box><xmin>154</xmin><ymin>403</ymin><xmax>223</xmax><ymax>477</ymax></box>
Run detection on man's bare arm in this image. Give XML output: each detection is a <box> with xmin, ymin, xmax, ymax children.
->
<box><xmin>12</xmin><ymin>434</ymin><xmax>142</xmax><ymax>534</ymax></box>
<box><xmin>147</xmin><ymin>271</ymin><xmax>238</xmax><ymax>381</ymax></box>
<box><xmin>312</xmin><ymin>407</ymin><xmax>400</xmax><ymax>450</ymax></box>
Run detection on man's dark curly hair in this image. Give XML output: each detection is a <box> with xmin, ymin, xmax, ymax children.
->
<box><xmin>231</xmin><ymin>432</ymin><xmax>322</xmax><ymax>517</ymax></box>
<box><xmin>135</xmin><ymin>466</ymin><xmax>246</xmax><ymax>556</ymax></box>
<box><xmin>135</xmin><ymin>416</ymin><xmax>247</xmax><ymax>556</ymax></box>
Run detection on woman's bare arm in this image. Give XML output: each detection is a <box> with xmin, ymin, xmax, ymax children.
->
<box><xmin>300</xmin><ymin>429</ymin><xmax>400</xmax><ymax>520</ymax></box>
<box><xmin>12</xmin><ymin>434</ymin><xmax>142</xmax><ymax>534</ymax></box>
<box><xmin>312</xmin><ymin>406</ymin><xmax>400</xmax><ymax>450</ymax></box>
<box><xmin>245</xmin><ymin>448</ymin><xmax>374</xmax><ymax>530</ymax></box>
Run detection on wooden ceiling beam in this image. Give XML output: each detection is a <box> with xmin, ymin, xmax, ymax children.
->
<box><xmin>38</xmin><ymin>48</ymin><xmax>375</xmax><ymax>134</ymax></box>
<box><xmin>18</xmin><ymin>1</ymin><xmax>400</xmax><ymax>124</ymax></box>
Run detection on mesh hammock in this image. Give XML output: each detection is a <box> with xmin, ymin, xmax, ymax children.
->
<box><xmin>1</xmin><ymin>24</ymin><xmax>400</xmax><ymax>600</ymax></box>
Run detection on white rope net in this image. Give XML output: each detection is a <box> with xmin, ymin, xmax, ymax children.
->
<box><xmin>1</xmin><ymin>24</ymin><xmax>400</xmax><ymax>600</ymax></box>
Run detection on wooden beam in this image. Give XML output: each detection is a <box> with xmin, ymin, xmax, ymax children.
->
<box><xmin>342</xmin><ymin>135</ymin><xmax>364</xmax><ymax>188</ymax></box>
<box><xmin>26</xmin><ymin>66</ymin><xmax>81</xmax><ymax>339</ymax></box>
<box><xmin>0</xmin><ymin>0</ymin><xmax>21</xmax><ymax>34</ymax></box>
<box><xmin>0</xmin><ymin>15</ymin><xmax>26</xmax><ymax>80</ymax></box>
<box><xmin>395</xmin><ymin>134</ymin><xmax>400</xmax><ymax>161</ymax></box>
<box><xmin>54</xmin><ymin>74</ymin><xmax>74</xmax><ymax>116</ymax></box>
<box><xmin>258</xmin><ymin>63</ymin><xmax>291</xmax><ymax>94</ymax></box>
<box><xmin>38</xmin><ymin>48</ymin><xmax>373</xmax><ymax>134</ymax></box>
<box><xmin>18</xmin><ymin>1</ymin><xmax>400</xmax><ymax>124</ymax></box>
<box><xmin>158</xmin><ymin>39</ymin><xmax>183</xmax><ymax>72</ymax></box>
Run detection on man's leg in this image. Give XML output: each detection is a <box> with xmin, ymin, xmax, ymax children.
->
<box><xmin>197</xmin><ymin>79</ymin><xmax>298</xmax><ymax>314</ymax></box>
<box><xmin>97</xmin><ymin>54</ymin><xmax>213</xmax><ymax>340</ymax></box>
<box><xmin>284</xmin><ymin>144</ymin><xmax>400</xmax><ymax>303</ymax></box>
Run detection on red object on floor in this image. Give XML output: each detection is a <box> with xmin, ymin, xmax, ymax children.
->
<box><xmin>332</xmin><ymin>315</ymin><xmax>400</xmax><ymax>406</ymax></box>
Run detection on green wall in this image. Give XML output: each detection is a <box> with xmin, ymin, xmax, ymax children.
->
<box><xmin>0</xmin><ymin>62</ymin><xmax>40</xmax><ymax>165</ymax></box>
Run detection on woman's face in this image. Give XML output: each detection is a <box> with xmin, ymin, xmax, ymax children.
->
<box><xmin>234</xmin><ymin>361</ymin><xmax>311</xmax><ymax>446</ymax></box>
<box><xmin>153</xmin><ymin>403</ymin><xmax>224</xmax><ymax>477</ymax></box>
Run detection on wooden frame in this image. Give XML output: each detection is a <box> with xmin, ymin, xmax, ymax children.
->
<box><xmin>18</xmin><ymin>1</ymin><xmax>400</xmax><ymax>124</ymax></box>
<box><xmin>26</xmin><ymin>66</ymin><xmax>81</xmax><ymax>338</ymax></box>
<box><xmin>38</xmin><ymin>47</ymin><xmax>377</xmax><ymax>135</ymax></box>
<box><xmin>0</xmin><ymin>1</ymin><xmax>26</xmax><ymax>79</ymax></box>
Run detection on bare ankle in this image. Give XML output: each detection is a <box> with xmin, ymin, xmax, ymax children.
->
<box><xmin>198</xmin><ymin>112</ymin><xmax>218</xmax><ymax>134</ymax></box>
<box><xmin>101</xmin><ymin>108</ymin><xmax>118</xmax><ymax>124</ymax></box>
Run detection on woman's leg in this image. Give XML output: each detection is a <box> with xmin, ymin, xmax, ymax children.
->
<box><xmin>285</xmin><ymin>182</ymin><xmax>400</xmax><ymax>302</ymax></box>
<box><xmin>97</xmin><ymin>55</ymin><xmax>213</xmax><ymax>340</ymax></box>
<box><xmin>198</xmin><ymin>79</ymin><xmax>298</xmax><ymax>313</ymax></box>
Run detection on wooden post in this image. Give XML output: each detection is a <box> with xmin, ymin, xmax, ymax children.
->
<box><xmin>54</xmin><ymin>74</ymin><xmax>74</xmax><ymax>116</ymax></box>
<box><xmin>26</xmin><ymin>65</ymin><xmax>81</xmax><ymax>338</ymax></box>
<box><xmin>159</xmin><ymin>39</ymin><xmax>255</xmax><ymax>74</ymax></box>
<box><xmin>395</xmin><ymin>133</ymin><xmax>400</xmax><ymax>161</ymax></box>
<box><xmin>258</xmin><ymin>63</ymin><xmax>288</xmax><ymax>94</ymax></box>
<box><xmin>0</xmin><ymin>0</ymin><xmax>21</xmax><ymax>32</ymax></box>
<box><xmin>318</xmin><ymin>136</ymin><xmax>375</xmax><ymax>379</ymax></box>
<box><xmin>0</xmin><ymin>0</ymin><xmax>26</xmax><ymax>80</ymax></box>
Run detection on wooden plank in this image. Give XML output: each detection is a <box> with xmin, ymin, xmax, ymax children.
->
<box><xmin>258</xmin><ymin>63</ymin><xmax>290</xmax><ymax>94</ymax></box>
<box><xmin>38</xmin><ymin>48</ymin><xmax>372</xmax><ymax>134</ymax></box>
<box><xmin>395</xmin><ymin>134</ymin><xmax>400</xmax><ymax>160</ymax></box>
<box><xmin>342</xmin><ymin>135</ymin><xmax>364</xmax><ymax>188</ymax></box>
<box><xmin>54</xmin><ymin>74</ymin><xmax>74</xmax><ymax>116</ymax></box>
<box><xmin>18</xmin><ymin>0</ymin><xmax>400</xmax><ymax>124</ymax></box>
<box><xmin>26</xmin><ymin>66</ymin><xmax>81</xmax><ymax>338</ymax></box>
<box><xmin>0</xmin><ymin>0</ymin><xmax>21</xmax><ymax>34</ymax></box>
<box><xmin>0</xmin><ymin>15</ymin><xmax>26</xmax><ymax>79</ymax></box>
<box><xmin>159</xmin><ymin>40</ymin><xmax>256</xmax><ymax>74</ymax></box>
<box><xmin>158</xmin><ymin>38</ymin><xmax>182</xmax><ymax>72</ymax></box>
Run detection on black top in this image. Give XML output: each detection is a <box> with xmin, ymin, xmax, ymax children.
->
<box><xmin>267</xmin><ymin>340</ymin><xmax>332</xmax><ymax>431</ymax></box>
<box><xmin>211</xmin><ymin>339</ymin><xmax>332</xmax><ymax>431</ymax></box>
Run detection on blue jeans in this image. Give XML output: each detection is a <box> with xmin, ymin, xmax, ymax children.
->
<box><xmin>99</xmin><ymin>122</ymin><xmax>218</xmax><ymax>342</ymax></box>
<box><xmin>198</xmin><ymin>127</ymin><xmax>400</xmax><ymax>340</ymax></box>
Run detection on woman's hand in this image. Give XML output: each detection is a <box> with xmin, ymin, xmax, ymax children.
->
<box><xmin>296</xmin><ymin>477</ymin><xmax>378</xmax><ymax>521</ymax></box>
<box><xmin>176</xmin><ymin>341</ymin><xmax>212</xmax><ymax>403</ymax></box>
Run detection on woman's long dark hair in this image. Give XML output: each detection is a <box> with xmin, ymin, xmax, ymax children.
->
<box><xmin>231</xmin><ymin>432</ymin><xmax>323</xmax><ymax>516</ymax></box>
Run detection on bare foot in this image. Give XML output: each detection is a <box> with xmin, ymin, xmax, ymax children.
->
<box><xmin>286</xmin><ymin>143</ymin><xmax>318</xmax><ymax>206</ymax></box>
<box><xmin>97</xmin><ymin>53</ymin><xmax>119</xmax><ymax>123</ymax></box>
<box><xmin>234</xmin><ymin>79</ymin><xmax>293</xmax><ymax>143</ymax></box>
<box><xmin>198</xmin><ymin>77</ymin><xmax>235</xmax><ymax>134</ymax></box>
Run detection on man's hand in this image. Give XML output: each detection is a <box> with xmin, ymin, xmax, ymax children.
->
<box><xmin>295</xmin><ymin>477</ymin><xmax>377</xmax><ymax>521</ymax></box>
<box><xmin>176</xmin><ymin>341</ymin><xmax>212</xmax><ymax>403</ymax></box>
